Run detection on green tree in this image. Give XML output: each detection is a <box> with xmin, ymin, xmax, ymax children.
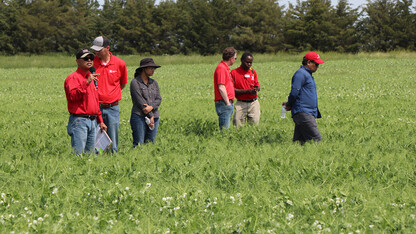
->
<box><xmin>66</xmin><ymin>0</ymin><xmax>101</xmax><ymax>53</ymax></box>
<box><xmin>96</xmin><ymin>0</ymin><xmax>124</xmax><ymax>51</ymax></box>
<box><xmin>115</xmin><ymin>0</ymin><xmax>158</xmax><ymax>54</ymax></box>
<box><xmin>232</xmin><ymin>0</ymin><xmax>284</xmax><ymax>53</ymax></box>
<box><xmin>390</xmin><ymin>0</ymin><xmax>415</xmax><ymax>50</ymax></box>
<box><xmin>177</xmin><ymin>0</ymin><xmax>237</xmax><ymax>55</ymax></box>
<box><xmin>283</xmin><ymin>0</ymin><xmax>338</xmax><ymax>52</ymax></box>
<box><xmin>0</xmin><ymin>0</ymin><xmax>14</xmax><ymax>54</ymax></box>
<box><xmin>359</xmin><ymin>0</ymin><xmax>414</xmax><ymax>51</ymax></box>
<box><xmin>333</xmin><ymin>0</ymin><xmax>360</xmax><ymax>52</ymax></box>
<box><xmin>152</xmin><ymin>0</ymin><xmax>184</xmax><ymax>54</ymax></box>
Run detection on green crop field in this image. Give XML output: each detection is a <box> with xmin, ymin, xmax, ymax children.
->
<box><xmin>0</xmin><ymin>52</ymin><xmax>415</xmax><ymax>232</ymax></box>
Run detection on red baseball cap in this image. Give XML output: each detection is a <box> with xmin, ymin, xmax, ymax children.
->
<box><xmin>304</xmin><ymin>52</ymin><xmax>325</xmax><ymax>64</ymax></box>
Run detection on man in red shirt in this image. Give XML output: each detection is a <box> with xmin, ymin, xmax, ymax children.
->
<box><xmin>231</xmin><ymin>52</ymin><xmax>260</xmax><ymax>128</ymax></box>
<box><xmin>65</xmin><ymin>49</ymin><xmax>107</xmax><ymax>154</ymax></box>
<box><xmin>214</xmin><ymin>47</ymin><xmax>237</xmax><ymax>130</ymax></box>
<box><xmin>91</xmin><ymin>36</ymin><xmax>128</xmax><ymax>152</ymax></box>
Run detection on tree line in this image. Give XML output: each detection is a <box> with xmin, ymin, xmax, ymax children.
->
<box><xmin>0</xmin><ymin>0</ymin><xmax>415</xmax><ymax>55</ymax></box>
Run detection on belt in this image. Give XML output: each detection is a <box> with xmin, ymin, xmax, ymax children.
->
<box><xmin>71</xmin><ymin>114</ymin><xmax>97</xmax><ymax>120</ymax></box>
<box><xmin>216</xmin><ymin>99</ymin><xmax>234</xmax><ymax>104</ymax></box>
<box><xmin>100</xmin><ymin>101</ymin><xmax>119</xmax><ymax>108</ymax></box>
<box><xmin>237</xmin><ymin>97</ymin><xmax>257</xmax><ymax>103</ymax></box>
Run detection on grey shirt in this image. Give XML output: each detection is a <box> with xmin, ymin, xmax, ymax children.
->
<box><xmin>130</xmin><ymin>76</ymin><xmax>162</xmax><ymax>118</ymax></box>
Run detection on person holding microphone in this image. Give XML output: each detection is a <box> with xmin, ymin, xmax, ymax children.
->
<box><xmin>64</xmin><ymin>49</ymin><xmax>107</xmax><ymax>154</ymax></box>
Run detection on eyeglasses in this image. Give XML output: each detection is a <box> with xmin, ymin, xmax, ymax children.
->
<box><xmin>82</xmin><ymin>56</ymin><xmax>94</xmax><ymax>61</ymax></box>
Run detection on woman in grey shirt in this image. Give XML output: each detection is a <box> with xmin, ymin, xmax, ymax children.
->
<box><xmin>130</xmin><ymin>58</ymin><xmax>162</xmax><ymax>146</ymax></box>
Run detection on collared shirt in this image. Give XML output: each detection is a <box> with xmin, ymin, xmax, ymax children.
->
<box><xmin>214</xmin><ymin>61</ymin><xmax>235</xmax><ymax>102</ymax></box>
<box><xmin>231</xmin><ymin>66</ymin><xmax>260</xmax><ymax>100</ymax></box>
<box><xmin>93</xmin><ymin>52</ymin><xmax>128</xmax><ymax>104</ymax></box>
<box><xmin>287</xmin><ymin>65</ymin><xmax>321</xmax><ymax>118</ymax></box>
<box><xmin>130</xmin><ymin>76</ymin><xmax>162</xmax><ymax>118</ymax></box>
<box><xmin>64</xmin><ymin>67</ymin><xmax>103</xmax><ymax>123</ymax></box>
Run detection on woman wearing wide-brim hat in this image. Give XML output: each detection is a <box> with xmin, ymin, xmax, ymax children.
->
<box><xmin>130</xmin><ymin>58</ymin><xmax>162</xmax><ymax>147</ymax></box>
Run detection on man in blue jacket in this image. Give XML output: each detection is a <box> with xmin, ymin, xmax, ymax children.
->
<box><xmin>284</xmin><ymin>52</ymin><xmax>324</xmax><ymax>144</ymax></box>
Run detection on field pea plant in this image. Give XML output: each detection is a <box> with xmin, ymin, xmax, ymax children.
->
<box><xmin>0</xmin><ymin>52</ymin><xmax>415</xmax><ymax>232</ymax></box>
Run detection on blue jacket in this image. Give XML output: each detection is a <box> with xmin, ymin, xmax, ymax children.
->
<box><xmin>287</xmin><ymin>66</ymin><xmax>321</xmax><ymax>118</ymax></box>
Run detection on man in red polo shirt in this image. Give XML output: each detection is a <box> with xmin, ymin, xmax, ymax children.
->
<box><xmin>231</xmin><ymin>52</ymin><xmax>260</xmax><ymax>128</ymax></box>
<box><xmin>214</xmin><ymin>47</ymin><xmax>237</xmax><ymax>130</ymax></box>
<box><xmin>65</xmin><ymin>48</ymin><xmax>107</xmax><ymax>154</ymax></box>
<box><xmin>91</xmin><ymin>36</ymin><xmax>128</xmax><ymax>152</ymax></box>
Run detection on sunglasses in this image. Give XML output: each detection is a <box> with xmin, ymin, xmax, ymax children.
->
<box><xmin>82</xmin><ymin>55</ymin><xmax>94</xmax><ymax>61</ymax></box>
<box><xmin>311</xmin><ymin>61</ymin><xmax>319</xmax><ymax>67</ymax></box>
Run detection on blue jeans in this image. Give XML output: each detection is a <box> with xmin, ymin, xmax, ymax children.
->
<box><xmin>130</xmin><ymin>113</ymin><xmax>159</xmax><ymax>147</ymax></box>
<box><xmin>215</xmin><ymin>101</ymin><xmax>234</xmax><ymax>130</ymax></box>
<box><xmin>101</xmin><ymin>105</ymin><xmax>119</xmax><ymax>152</ymax></box>
<box><xmin>67</xmin><ymin>115</ymin><xmax>97</xmax><ymax>154</ymax></box>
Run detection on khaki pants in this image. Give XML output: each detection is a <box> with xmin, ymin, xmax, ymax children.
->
<box><xmin>233</xmin><ymin>99</ymin><xmax>260</xmax><ymax>128</ymax></box>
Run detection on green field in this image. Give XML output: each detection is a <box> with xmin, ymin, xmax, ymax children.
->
<box><xmin>0</xmin><ymin>52</ymin><xmax>415</xmax><ymax>232</ymax></box>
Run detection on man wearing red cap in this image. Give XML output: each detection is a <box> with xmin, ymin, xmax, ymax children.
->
<box><xmin>284</xmin><ymin>52</ymin><xmax>324</xmax><ymax>144</ymax></box>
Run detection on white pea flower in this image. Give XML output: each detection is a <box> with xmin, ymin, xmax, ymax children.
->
<box><xmin>52</xmin><ymin>188</ymin><xmax>58</xmax><ymax>194</ymax></box>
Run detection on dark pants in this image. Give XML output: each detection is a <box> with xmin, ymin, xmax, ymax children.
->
<box><xmin>292</xmin><ymin>112</ymin><xmax>321</xmax><ymax>144</ymax></box>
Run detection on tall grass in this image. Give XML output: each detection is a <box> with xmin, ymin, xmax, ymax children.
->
<box><xmin>0</xmin><ymin>53</ymin><xmax>415</xmax><ymax>232</ymax></box>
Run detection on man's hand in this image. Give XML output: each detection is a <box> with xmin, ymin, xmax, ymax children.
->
<box><xmin>218</xmin><ymin>84</ymin><xmax>231</xmax><ymax>106</ymax></box>
<box><xmin>87</xmin><ymin>73</ymin><xmax>99</xmax><ymax>84</ymax></box>
<box><xmin>99</xmin><ymin>122</ymin><xmax>107</xmax><ymax>132</ymax></box>
<box><xmin>149</xmin><ymin>116</ymin><xmax>155</xmax><ymax>129</ymax></box>
<box><xmin>247</xmin><ymin>88</ymin><xmax>257</xmax><ymax>95</ymax></box>
<box><xmin>143</xmin><ymin>104</ymin><xmax>154</xmax><ymax>114</ymax></box>
<box><xmin>282</xmin><ymin>102</ymin><xmax>291</xmax><ymax>111</ymax></box>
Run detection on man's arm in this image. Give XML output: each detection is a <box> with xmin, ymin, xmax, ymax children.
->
<box><xmin>218</xmin><ymin>84</ymin><xmax>231</xmax><ymax>105</ymax></box>
<box><xmin>286</xmin><ymin>71</ymin><xmax>304</xmax><ymax>108</ymax></box>
<box><xmin>121</xmin><ymin>83</ymin><xmax>126</xmax><ymax>90</ymax></box>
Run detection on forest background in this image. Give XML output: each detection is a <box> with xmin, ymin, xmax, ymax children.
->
<box><xmin>1</xmin><ymin>0</ymin><xmax>415</xmax><ymax>55</ymax></box>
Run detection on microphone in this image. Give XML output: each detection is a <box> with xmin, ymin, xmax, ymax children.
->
<box><xmin>89</xmin><ymin>67</ymin><xmax>98</xmax><ymax>89</ymax></box>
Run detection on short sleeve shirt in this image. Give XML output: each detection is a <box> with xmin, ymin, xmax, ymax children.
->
<box><xmin>214</xmin><ymin>61</ymin><xmax>235</xmax><ymax>102</ymax></box>
<box><xmin>93</xmin><ymin>52</ymin><xmax>128</xmax><ymax>103</ymax></box>
<box><xmin>231</xmin><ymin>66</ymin><xmax>260</xmax><ymax>100</ymax></box>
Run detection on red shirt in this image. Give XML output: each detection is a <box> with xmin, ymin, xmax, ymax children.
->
<box><xmin>93</xmin><ymin>52</ymin><xmax>128</xmax><ymax>103</ymax></box>
<box><xmin>64</xmin><ymin>68</ymin><xmax>103</xmax><ymax>123</ymax></box>
<box><xmin>214</xmin><ymin>61</ymin><xmax>235</xmax><ymax>102</ymax></box>
<box><xmin>231</xmin><ymin>66</ymin><xmax>260</xmax><ymax>100</ymax></box>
